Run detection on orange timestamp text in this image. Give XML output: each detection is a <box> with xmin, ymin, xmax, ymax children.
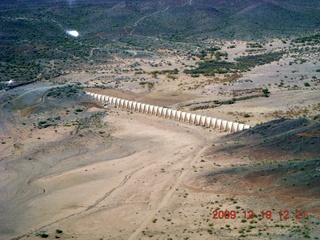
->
<box><xmin>212</xmin><ymin>209</ymin><xmax>307</xmax><ymax>220</ymax></box>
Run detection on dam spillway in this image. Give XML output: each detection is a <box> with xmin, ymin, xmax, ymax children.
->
<box><xmin>85</xmin><ymin>91</ymin><xmax>251</xmax><ymax>133</ymax></box>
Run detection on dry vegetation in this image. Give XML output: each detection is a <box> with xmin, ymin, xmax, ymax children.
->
<box><xmin>0</xmin><ymin>33</ymin><xmax>319</xmax><ymax>240</ymax></box>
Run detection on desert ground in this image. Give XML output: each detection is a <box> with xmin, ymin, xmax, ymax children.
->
<box><xmin>0</xmin><ymin>38</ymin><xmax>319</xmax><ymax>240</ymax></box>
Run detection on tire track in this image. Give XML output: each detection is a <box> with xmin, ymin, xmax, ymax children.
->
<box><xmin>11</xmin><ymin>165</ymin><xmax>142</xmax><ymax>240</ymax></box>
<box><xmin>127</xmin><ymin>139</ymin><xmax>208</xmax><ymax>240</ymax></box>
<box><xmin>86</xmin><ymin>166</ymin><xmax>142</xmax><ymax>211</ymax></box>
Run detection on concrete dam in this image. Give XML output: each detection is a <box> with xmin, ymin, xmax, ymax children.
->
<box><xmin>85</xmin><ymin>91</ymin><xmax>251</xmax><ymax>133</ymax></box>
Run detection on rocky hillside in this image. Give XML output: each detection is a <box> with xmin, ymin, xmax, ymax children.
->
<box><xmin>1</xmin><ymin>0</ymin><xmax>320</xmax><ymax>40</ymax></box>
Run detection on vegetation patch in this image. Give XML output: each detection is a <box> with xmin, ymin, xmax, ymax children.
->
<box><xmin>293</xmin><ymin>33</ymin><xmax>320</xmax><ymax>44</ymax></box>
<box><xmin>184</xmin><ymin>52</ymin><xmax>284</xmax><ymax>76</ymax></box>
<box><xmin>47</xmin><ymin>85</ymin><xmax>81</xmax><ymax>99</ymax></box>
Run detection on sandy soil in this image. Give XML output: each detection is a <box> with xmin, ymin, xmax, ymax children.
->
<box><xmin>1</xmin><ymin>95</ymin><xmax>319</xmax><ymax>240</ymax></box>
<box><xmin>1</xmin><ymin>37</ymin><xmax>319</xmax><ymax>240</ymax></box>
<box><xmin>0</xmin><ymin>101</ymin><xmax>224</xmax><ymax>239</ymax></box>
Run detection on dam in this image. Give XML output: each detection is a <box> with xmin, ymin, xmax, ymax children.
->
<box><xmin>85</xmin><ymin>91</ymin><xmax>251</xmax><ymax>133</ymax></box>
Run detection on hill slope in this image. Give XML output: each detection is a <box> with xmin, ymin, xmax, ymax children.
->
<box><xmin>1</xmin><ymin>0</ymin><xmax>320</xmax><ymax>40</ymax></box>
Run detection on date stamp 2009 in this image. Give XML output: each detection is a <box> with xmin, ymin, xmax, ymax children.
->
<box><xmin>212</xmin><ymin>209</ymin><xmax>307</xmax><ymax>221</ymax></box>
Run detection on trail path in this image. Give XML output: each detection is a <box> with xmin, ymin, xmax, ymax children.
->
<box><xmin>0</xmin><ymin>86</ymin><xmax>52</xmax><ymax>135</ymax></box>
<box><xmin>128</xmin><ymin>137</ymin><xmax>208</xmax><ymax>240</ymax></box>
<box><xmin>133</xmin><ymin>7</ymin><xmax>169</xmax><ymax>27</ymax></box>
